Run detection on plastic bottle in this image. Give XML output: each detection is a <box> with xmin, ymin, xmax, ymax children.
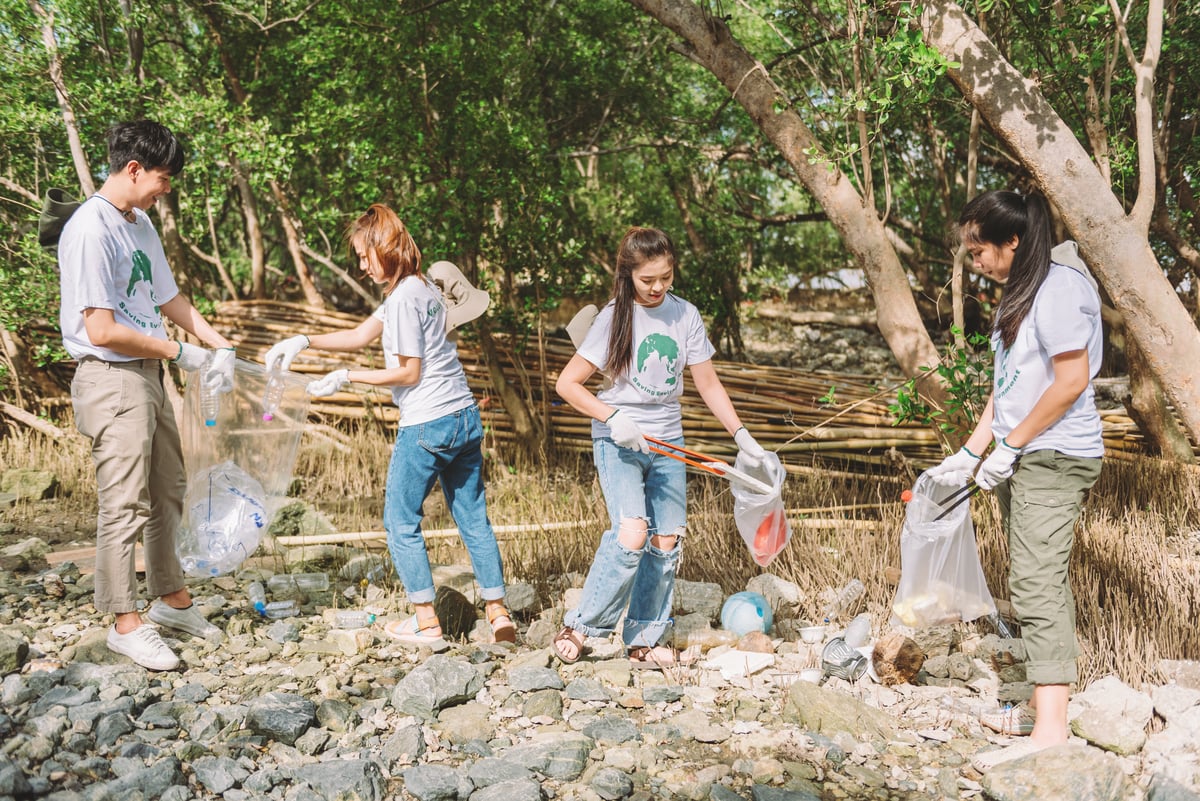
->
<box><xmin>199</xmin><ymin>373</ymin><xmax>219</xmax><ymax>427</ymax></box>
<box><xmin>681</xmin><ymin>628</ymin><xmax>739</xmax><ymax>652</ymax></box>
<box><xmin>823</xmin><ymin>578</ymin><xmax>865</xmax><ymax>622</ymax></box>
<box><xmin>263</xmin><ymin>599</ymin><xmax>298</xmax><ymax>619</ymax></box>
<box><xmin>261</xmin><ymin>366</ymin><xmax>286</xmax><ymax>422</ymax></box>
<box><xmin>843</xmin><ymin>612</ymin><xmax>872</xmax><ymax>647</ymax></box>
<box><xmin>333</xmin><ymin>610</ymin><xmax>376</xmax><ymax>629</ymax></box>
<box><xmin>247</xmin><ymin>581</ymin><xmax>267</xmax><ymax>615</ymax></box>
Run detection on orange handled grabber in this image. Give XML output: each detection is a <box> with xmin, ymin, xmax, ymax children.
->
<box><xmin>644</xmin><ymin>436</ymin><xmax>775</xmax><ymax>496</ymax></box>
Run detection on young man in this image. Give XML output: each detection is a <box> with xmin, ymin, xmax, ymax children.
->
<box><xmin>58</xmin><ymin>119</ymin><xmax>235</xmax><ymax>670</ymax></box>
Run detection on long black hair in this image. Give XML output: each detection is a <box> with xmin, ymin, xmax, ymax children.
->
<box><xmin>605</xmin><ymin>227</ymin><xmax>676</xmax><ymax>379</ymax></box>
<box><xmin>958</xmin><ymin>190</ymin><xmax>1053</xmax><ymax>349</ymax></box>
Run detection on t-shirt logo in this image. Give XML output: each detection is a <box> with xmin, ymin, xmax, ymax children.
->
<box><xmin>126</xmin><ymin>250</ymin><xmax>153</xmax><ymax>297</ymax></box>
<box><xmin>631</xmin><ymin>333</ymin><xmax>680</xmax><ymax>397</ymax></box>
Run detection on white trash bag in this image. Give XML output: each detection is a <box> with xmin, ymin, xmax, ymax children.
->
<box><xmin>177</xmin><ymin>461</ymin><xmax>267</xmax><ymax>577</ymax></box>
<box><xmin>891</xmin><ymin>472</ymin><xmax>996</xmax><ymax>627</ymax></box>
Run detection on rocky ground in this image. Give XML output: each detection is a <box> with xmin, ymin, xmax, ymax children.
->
<box><xmin>2</xmin><ymin>532</ymin><xmax>1200</xmax><ymax>801</ymax></box>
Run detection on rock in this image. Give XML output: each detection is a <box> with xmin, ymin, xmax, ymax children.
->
<box><xmin>191</xmin><ymin>756</ymin><xmax>245</xmax><ymax>795</ymax></box>
<box><xmin>980</xmin><ymin>743</ymin><xmax>1128</xmax><ymax>801</ymax></box>
<box><xmin>507</xmin><ymin>665</ymin><xmax>564</xmax><ymax>691</ymax></box>
<box><xmin>1153</xmin><ymin>684</ymin><xmax>1200</xmax><ymax>723</ymax></box>
<box><xmin>293</xmin><ymin>759</ymin><xmax>385</xmax><ymax>801</ymax></box>
<box><xmin>504</xmin><ymin>582</ymin><xmax>538</xmax><ymax>614</ymax></box>
<box><xmin>245</xmin><ymin>692</ymin><xmax>316</xmax><ymax>745</ymax></box>
<box><xmin>522</xmin><ymin>688</ymin><xmax>563</xmax><ymax>719</ymax></box>
<box><xmin>674</xmin><ymin>580</ymin><xmax>724</xmax><ymax>620</ymax></box>
<box><xmin>782</xmin><ymin>681</ymin><xmax>897</xmax><ymax>741</ymax></box>
<box><xmin>402</xmin><ymin>763</ymin><xmax>462</xmax><ymax>801</ymax></box>
<box><xmin>1069</xmin><ymin>675</ymin><xmax>1154</xmax><ymax>755</ymax></box>
<box><xmin>469</xmin><ymin>778</ymin><xmax>543</xmax><ymax>801</ymax></box>
<box><xmin>872</xmin><ymin>632</ymin><xmax>923</xmax><ymax>686</ymax></box>
<box><xmin>466</xmin><ymin>758</ymin><xmax>534</xmax><ymax>788</ymax></box>
<box><xmin>436</xmin><ymin>701</ymin><xmax>495</xmax><ymax>744</ymax></box>
<box><xmin>0</xmin><ymin>630</ymin><xmax>29</xmax><ymax>675</ymax></box>
<box><xmin>1148</xmin><ymin>772</ymin><xmax>1200</xmax><ymax>801</ymax></box>
<box><xmin>381</xmin><ymin>721</ymin><xmax>426</xmax><ymax>767</ymax></box>
<box><xmin>2</xmin><ymin>468</ymin><xmax>59</xmax><ymax>500</ymax></box>
<box><xmin>745</xmin><ymin>575</ymin><xmax>803</xmax><ymax>619</ymax></box>
<box><xmin>391</xmin><ymin>653</ymin><xmax>484</xmax><ymax>718</ymax></box>
<box><xmin>501</xmin><ymin>732</ymin><xmax>595</xmax><ymax>780</ymax></box>
<box><xmin>433</xmin><ymin>585</ymin><xmax>478</xmax><ymax>639</ymax></box>
<box><xmin>1159</xmin><ymin>660</ymin><xmax>1200</xmax><ymax>691</ymax></box>
<box><xmin>591</xmin><ymin>766</ymin><xmax>635</xmax><ymax>800</ymax></box>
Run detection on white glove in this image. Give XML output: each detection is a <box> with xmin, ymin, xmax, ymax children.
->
<box><xmin>265</xmin><ymin>335</ymin><xmax>310</xmax><ymax>371</ymax></box>
<box><xmin>606</xmin><ymin>409</ymin><xmax>649</xmax><ymax>454</ymax></box>
<box><xmin>926</xmin><ymin>448</ymin><xmax>981</xmax><ymax>487</ymax></box>
<box><xmin>173</xmin><ymin>342</ymin><xmax>208</xmax><ymax>372</ymax></box>
<box><xmin>306</xmin><ymin>368</ymin><xmax>349</xmax><ymax>398</ymax></box>
<box><xmin>205</xmin><ymin>348</ymin><xmax>236</xmax><ymax>392</ymax></box>
<box><xmin>976</xmin><ymin>438</ymin><xmax>1022</xmax><ymax>490</ymax></box>
<box><xmin>734</xmin><ymin>427</ymin><xmax>767</xmax><ymax>470</ymax></box>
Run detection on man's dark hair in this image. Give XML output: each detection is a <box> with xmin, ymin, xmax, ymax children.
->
<box><xmin>106</xmin><ymin>120</ymin><xmax>186</xmax><ymax>176</ymax></box>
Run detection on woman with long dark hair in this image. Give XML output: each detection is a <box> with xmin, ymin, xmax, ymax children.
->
<box><xmin>928</xmin><ymin>190</ymin><xmax>1104</xmax><ymax>771</ymax></box>
<box><xmin>551</xmin><ymin>227</ymin><xmax>767</xmax><ymax>669</ymax></box>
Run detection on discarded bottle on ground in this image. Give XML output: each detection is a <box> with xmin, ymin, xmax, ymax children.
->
<box><xmin>843</xmin><ymin>612</ymin><xmax>872</xmax><ymax>648</ymax></box>
<box><xmin>263</xmin><ymin>599</ymin><xmax>298</xmax><ymax>619</ymax></box>
<box><xmin>247</xmin><ymin>581</ymin><xmax>267</xmax><ymax>615</ymax></box>
<box><xmin>823</xmin><ymin>578</ymin><xmax>865</xmax><ymax>622</ymax></box>
<box><xmin>333</xmin><ymin>610</ymin><xmax>376</xmax><ymax>629</ymax></box>
<box><xmin>261</xmin><ymin>366</ymin><xmax>286</xmax><ymax>422</ymax></box>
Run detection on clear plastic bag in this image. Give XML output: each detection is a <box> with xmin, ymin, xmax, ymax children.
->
<box><xmin>730</xmin><ymin>451</ymin><xmax>791</xmax><ymax>567</ymax></box>
<box><xmin>891</xmin><ymin>472</ymin><xmax>997</xmax><ymax>627</ymax></box>
<box><xmin>177</xmin><ymin>461</ymin><xmax>267</xmax><ymax>577</ymax></box>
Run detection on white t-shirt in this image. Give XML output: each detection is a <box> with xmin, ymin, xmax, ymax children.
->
<box><xmin>578</xmin><ymin>293</ymin><xmax>716</xmax><ymax>441</ymax></box>
<box><xmin>372</xmin><ymin>274</ymin><xmax>473</xmax><ymax>426</ymax></box>
<box><xmin>58</xmin><ymin>196</ymin><xmax>180</xmax><ymax>361</ymax></box>
<box><xmin>991</xmin><ymin>262</ymin><xmax>1104</xmax><ymax>457</ymax></box>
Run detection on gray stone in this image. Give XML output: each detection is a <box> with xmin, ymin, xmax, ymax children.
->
<box><xmin>434</xmin><ymin>585</ymin><xmax>478</xmax><ymax>639</ymax></box>
<box><xmin>0</xmin><ymin>756</ymin><xmax>32</xmax><ymax>796</ymax></box>
<box><xmin>436</xmin><ymin>701</ymin><xmax>495</xmax><ymax>744</ymax></box>
<box><xmin>591</xmin><ymin>766</ymin><xmax>635</xmax><ymax>800</ymax></box>
<box><xmin>504</xmin><ymin>582</ymin><xmax>538</xmax><ymax>614</ymax></box>
<box><xmin>94</xmin><ymin>712</ymin><xmax>134</xmax><ymax>748</ymax></box>
<box><xmin>69</xmin><ymin>697</ymin><xmax>134</xmax><ymax>728</ymax></box>
<box><xmin>643</xmin><ymin>686</ymin><xmax>684</xmax><ymax>704</ymax></box>
<box><xmin>711</xmin><ymin>786</ymin><xmax>747</xmax><ymax>801</ymax></box>
<box><xmin>674</xmin><ymin>580</ymin><xmax>725</xmax><ymax>620</ymax></box>
<box><xmin>267</xmin><ymin>620</ymin><xmax>301</xmax><ymax>642</ymax></box>
<box><xmin>316</xmin><ymin>698</ymin><xmax>356</xmax><ymax>732</ymax></box>
<box><xmin>466</xmin><ymin>758</ymin><xmax>534</xmax><ymax>787</ymax></box>
<box><xmin>1069</xmin><ymin>675</ymin><xmax>1154</xmax><ymax>755</ymax></box>
<box><xmin>750</xmin><ymin>787</ymin><xmax>821</xmax><ymax>801</ymax></box>
<box><xmin>746</xmin><ymin>574</ymin><xmax>803</xmax><ymax>619</ymax></box>
<box><xmin>1159</xmin><ymin>660</ymin><xmax>1200</xmax><ymax>690</ymax></box>
<box><xmin>566</xmin><ymin>677</ymin><xmax>611</xmax><ymax>702</ymax></box>
<box><xmin>245</xmin><ymin>692</ymin><xmax>316</xmax><ymax>746</ymax></box>
<box><xmin>1152</xmin><ymin>684</ymin><xmax>1200</xmax><ymax>724</ymax></box>
<box><xmin>83</xmin><ymin>755</ymin><xmax>186</xmax><ymax>800</ymax></box>
<box><xmin>63</xmin><ymin>663</ymin><xmax>149</xmax><ymax>696</ymax></box>
<box><xmin>980</xmin><ymin>744</ymin><xmax>1128</xmax><ymax>801</ymax></box>
<box><xmin>402</xmin><ymin>763</ymin><xmax>461</xmax><ymax>801</ymax></box>
<box><xmin>243</xmin><ymin>767</ymin><xmax>281</xmax><ymax>793</ymax></box>
<box><xmin>191</xmin><ymin>755</ymin><xmax>246</xmax><ymax>795</ymax></box>
<box><xmin>502</xmin><ymin>732</ymin><xmax>594</xmax><ymax>780</ymax></box>
<box><xmin>583</xmin><ymin>716</ymin><xmax>641</xmax><ymax>744</ymax></box>
<box><xmin>171</xmin><ymin>683</ymin><xmax>210</xmax><ymax>703</ymax></box>
<box><xmin>508</xmin><ymin>665</ymin><xmax>564</xmax><ymax>692</ymax></box>
<box><xmin>782</xmin><ymin>682</ymin><xmax>896</xmax><ymax>741</ymax></box>
<box><xmin>381</xmin><ymin>721</ymin><xmax>426</xmax><ymax>767</ymax></box>
<box><xmin>391</xmin><ymin>654</ymin><xmax>484</xmax><ymax>718</ymax></box>
<box><xmin>1148</xmin><ymin>772</ymin><xmax>1200</xmax><ymax>801</ymax></box>
<box><xmin>0</xmin><ymin>630</ymin><xmax>29</xmax><ymax>675</ymax></box>
<box><xmin>522</xmin><ymin>688</ymin><xmax>563</xmax><ymax>720</ymax></box>
<box><xmin>32</xmin><ymin>684</ymin><xmax>97</xmax><ymax>717</ymax></box>
<box><xmin>294</xmin><ymin>726</ymin><xmax>331</xmax><ymax>755</ymax></box>
<box><xmin>293</xmin><ymin>759</ymin><xmax>385</xmax><ymax>801</ymax></box>
<box><xmin>469</xmin><ymin>779</ymin><xmax>542</xmax><ymax>801</ymax></box>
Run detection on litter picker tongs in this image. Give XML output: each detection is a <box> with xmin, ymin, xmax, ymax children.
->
<box><xmin>644</xmin><ymin>436</ymin><xmax>775</xmax><ymax>496</ymax></box>
<box><xmin>931</xmin><ymin>482</ymin><xmax>982</xmax><ymax>521</ymax></box>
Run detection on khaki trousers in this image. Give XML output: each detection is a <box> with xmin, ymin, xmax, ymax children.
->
<box><xmin>994</xmin><ymin>449</ymin><xmax>1102</xmax><ymax>686</ymax></box>
<box><xmin>72</xmin><ymin>358</ymin><xmax>186</xmax><ymax>613</ymax></box>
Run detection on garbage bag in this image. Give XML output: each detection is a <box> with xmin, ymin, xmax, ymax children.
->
<box><xmin>177</xmin><ymin>461</ymin><xmax>267</xmax><ymax>577</ymax></box>
<box><xmin>730</xmin><ymin>451</ymin><xmax>791</xmax><ymax>567</ymax></box>
<box><xmin>891</xmin><ymin>472</ymin><xmax>996</xmax><ymax>627</ymax></box>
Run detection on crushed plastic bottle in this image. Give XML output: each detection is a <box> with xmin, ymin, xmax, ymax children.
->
<box><xmin>261</xmin><ymin>366</ymin><xmax>286</xmax><ymax>422</ymax></box>
<box><xmin>247</xmin><ymin>581</ymin><xmax>267</xmax><ymax>616</ymax></box>
<box><xmin>333</xmin><ymin>610</ymin><xmax>376</xmax><ymax>629</ymax></box>
<box><xmin>267</xmin><ymin>572</ymin><xmax>329</xmax><ymax>594</ymax></box>
<box><xmin>823</xmin><ymin>578</ymin><xmax>866</xmax><ymax>622</ymax></box>
<box><xmin>263</xmin><ymin>599</ymin><xmax>298</xmax><ymax>619</ymax></box>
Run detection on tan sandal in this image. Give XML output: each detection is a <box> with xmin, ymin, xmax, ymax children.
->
<box><xmin>487</xmin><ymin>603</ymin><xmax>516</xmax><ymax>643</ymax></box>
<box><xmin>551</xmin><ymin>626</ymin><xmax>587</xmax><ymax>664</ymax></box>
<box><xmin>628</xmin><ymin>645</ymin><xmax>695</xmax><ymax>670</ymax></box>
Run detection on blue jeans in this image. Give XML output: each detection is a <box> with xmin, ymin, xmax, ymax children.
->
<box><xmin>383</xmin><ymin>405</ymin><xmax>505</xmax><ymax>604</ymax></box>
<box><xmin>565</xmin><ymin>436</ymin><xmax>687</xmax><ymax>649</ymax></box>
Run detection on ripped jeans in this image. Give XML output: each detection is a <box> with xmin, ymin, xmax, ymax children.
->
<box><xmin>564</xmin><ymin>436</ymin><xmax>687</xmax><ymax>649</ymax></box>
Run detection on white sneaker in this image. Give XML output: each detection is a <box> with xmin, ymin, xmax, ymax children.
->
<box><xmin>147</xmin><ymin>601</ymin><xmax>225</xmax><ymax>642</ymax></box>
<box><xmin>106</xmin><ymin>624</ymin><xmax>181</xmax><ymax>671</ymax></box>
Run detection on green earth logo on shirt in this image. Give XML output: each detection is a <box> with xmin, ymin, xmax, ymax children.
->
<box><xmin>632</xmin><ymin>333</ymin><xmax>680</xmax><ymax>397</ymax></box>
<box><xmin>126</xmin><ymin>250</ymin><xmax>153</xmax><ymax>297</ymax></box>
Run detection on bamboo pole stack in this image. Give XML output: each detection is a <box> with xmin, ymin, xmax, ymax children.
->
<box><xmin>211</xmin><ymin>300</ymin><xmax>1155</xmax><ymax>472</ymax></box>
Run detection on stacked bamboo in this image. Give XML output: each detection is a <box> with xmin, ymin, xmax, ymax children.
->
<box><xmin>211</xmin><ymin>300</ymin><xmax>1152</xmax><ymax>472</ymax></box>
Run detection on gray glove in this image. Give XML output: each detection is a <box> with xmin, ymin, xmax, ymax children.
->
<box><xmin>265</xmin><ymin>335</ymin><xmax>310</xmax><ymax>371</ymax></box>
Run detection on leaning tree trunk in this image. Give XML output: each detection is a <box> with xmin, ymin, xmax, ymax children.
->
<box><xmin>920</xmin><ymin>0</ymin><xmax>1200</xmax><ymax>458</ymax></box>
<box><xmin>625</xmin><ymin>0</ymin><xmax>948</xmax><ymax>416</ymax></box>
<box><xmin>30</xmin><ymin>0</ymin><xmax>95</xmax><ymax>198</ymax></box>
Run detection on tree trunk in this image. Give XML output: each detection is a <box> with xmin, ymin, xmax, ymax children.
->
<box><xmin>229</xmin><ymin>154</ymin><xmax>267</xmax><ymax>299</ymax></box>
<box><xmin>920</xmin><ymin>0</ymin><xmax>1200</xmax><ymax>457</ymax></box>
<box><xmin>30</xmin><ymin>0</ymin><xmax>95</xmax><ymax>197</ymax></box>
<box><xmin>269</xmin><ymin>180</ymin><xmax>325</xmax><ymax>309</ymax></box>
<box><xmin>476</xmin><ymin>322</ymin><xmax>543</xmax><ymax>465</ymax></box>
<box><xmin>156</xmin><ymin>192</ymin><xmax>196</xmax><ymax>300</ymax></box>
<box><xmin>1123</xmin><ymin>336</ymin><xmax>1195</xmax><ymax>461</ymax></box>
<box><xmin>625</xmin><ymin>0</ymin><xmax>945</xmax><ymax>411</ymax></box>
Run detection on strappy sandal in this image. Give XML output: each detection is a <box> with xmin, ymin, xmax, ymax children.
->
<box><xmin>628</xmin><ymin>645</ymin><xmax>695</xmax><ymax>670</ymax></box>
<box><xmin>487</xmin><ymin>603</ymin><xmax>517</xmax><ymax>643</ymax></box>
<box><xmin>383</xmin><ymin>615</ymin><xmax>444</xmax><ymax>645</ymax></box>
<box><xmin>551</xmin><ymin>626</ymin><xmax>587</xmax><ymax>664</ymax></box>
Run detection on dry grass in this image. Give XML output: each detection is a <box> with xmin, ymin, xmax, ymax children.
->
<box><xmin>2</xmin><ymin>418</ymin><xmax>1197</xmax><ymax>691</ymax></box>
